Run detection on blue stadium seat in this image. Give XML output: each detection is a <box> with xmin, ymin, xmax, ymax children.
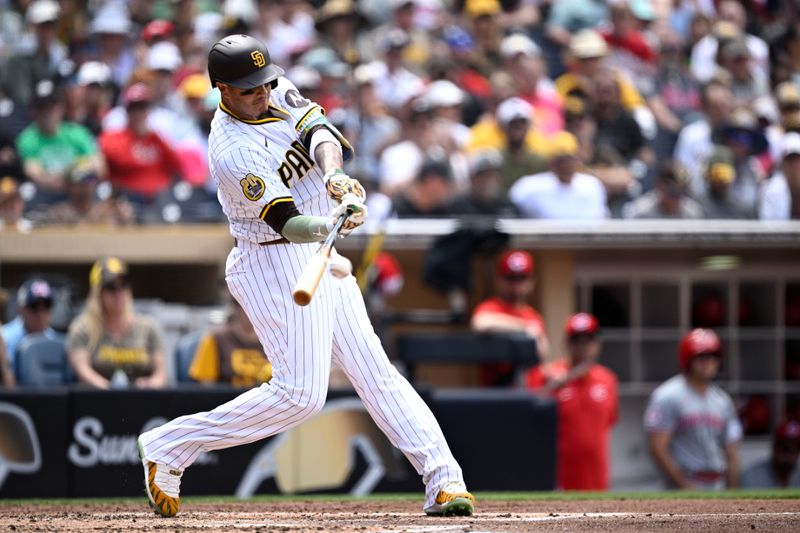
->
<box><xmin>15</xmin><ymin>334</ymin><xmax>71</xmax><ymax>386</ymax></box>
<box><xmin>174</xmin><ymin>331</ymin><xmax>203</xmax><ymax>383</ymax></box>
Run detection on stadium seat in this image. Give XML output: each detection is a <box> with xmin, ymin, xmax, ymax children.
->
<box><xmin>174</xmin><ymin>330</ymin><xmax>203</xmax><ymax>383</ymax></box>
<box><xmin>15</xmin><ymin>334</ymin><xmax>71</xmax><ymax>386</ymax></box>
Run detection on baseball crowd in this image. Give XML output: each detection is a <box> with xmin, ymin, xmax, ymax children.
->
<box><xmin>0</xmin><ymin>0</ymin><xmax>800</xmax><ymax>227</ymax></box>
<box><xmin>1</xmin><ymin>0</ymin><xmax>800</xmax><ymax>492</ymax></box>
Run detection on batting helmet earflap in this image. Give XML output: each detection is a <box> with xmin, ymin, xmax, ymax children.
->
<box><xmin>208</xmin><ymin>34</ymin><xmax>284</xmax><ymax>89</ymax></box>
<box><xmin>679</xmin><ymin>328</ymin><xmax>722</xmax><ymax>371</ymax></box>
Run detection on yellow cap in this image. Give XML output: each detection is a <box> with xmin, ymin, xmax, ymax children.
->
<box><xmin>548</xmin><ymin>131</ymin><xmax>579</xmax><ymax>159</ymax></box>
<box><xmin>90</xmin><ymin>257</ymin><xmax>129</xmax><ymax>289</ymax></box>
<box><xmin>179</xmin><ymin>73</ymin><xmax>211</xmax><ymax>99</ymax></box>
<box><xmin>708</xmin><ymin>163</ymin><xmax>735</xmax><ymax>184</ymax></box>
<box><xmin>465</xmin><ymin>0</ymin><xmax>501</xmax><ymax>17</ymax></box>
<box><xmin>0</xmin><ymin>176</ymin><xmax>18</xmax><ymax>199</ymax></box>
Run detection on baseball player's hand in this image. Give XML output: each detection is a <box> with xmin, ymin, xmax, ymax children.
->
<box><xmin>329</xmin><ymin>192</ymin><xmax>368</xmax><ymax>236</ymax></box>
<box><xmin>324</xmin><ymin>169</ymin><xmax>366</xmax><ymax>203</ymax></box>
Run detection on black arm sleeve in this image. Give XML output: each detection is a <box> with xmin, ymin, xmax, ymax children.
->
<box><xmin>259</xmin><ymin>197</ymin><xmax>302</xmax><ymax>234</ymax></box>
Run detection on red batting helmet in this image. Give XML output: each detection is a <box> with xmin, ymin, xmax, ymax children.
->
<box><xmin>679</xmin><ymin>328</ymin><xmax>722</xmax><ymax>371</ymax></box>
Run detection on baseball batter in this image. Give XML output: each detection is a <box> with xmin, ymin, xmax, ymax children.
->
<box><xmin>136</xmin><ymin>34</ymin><xmax>473</xmax><ymax>518</ymax></box>
<box><xmin>644</xmin><ymin>329</ymin><xmax>741</xmax><ymax>490</ymax></box>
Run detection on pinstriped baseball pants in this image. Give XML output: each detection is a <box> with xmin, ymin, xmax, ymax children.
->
<box><xmin>139</xmin><ymin>240</ymin><xmax>465</xmax><ymax>508</ymax></box>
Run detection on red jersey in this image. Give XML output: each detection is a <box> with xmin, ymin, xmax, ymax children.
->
<box><xmin>526</xmin><ymin>360</ymin><xmax>618</xmax><ymax>490</ymax></box>
<box><xmin>472</xmin><ymin>297</ymin><xmax>545</xmax><ymax>386</ymax></box>
<box><xmin>99</xmin><ymin>128</ymin><xmax>182</xmax><ymax>198</ymax></box>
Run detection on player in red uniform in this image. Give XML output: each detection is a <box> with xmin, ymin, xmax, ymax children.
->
<box><xmin>525</xmin><ymin>313</ymin><xmax>618</xmax><ymax>490</ymax></box>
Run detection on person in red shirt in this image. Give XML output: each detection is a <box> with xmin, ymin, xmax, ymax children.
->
<box><xmin>525</xmin><ymin>313</ymin><xmax>618</xmax><ymax>490</ymax></box>
<box><xmin>471</xmin><ymin>250</ymin><xmax>550</xmax><ymax>386</ymax></box>
<box><xmin>99</xmin><ymin>83</ymin><xmax>183</xmax><ymax>201</ymax></box>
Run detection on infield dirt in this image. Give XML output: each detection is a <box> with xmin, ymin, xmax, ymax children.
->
<box><xmin>1</xmin><ymin>498</ymin><xmax>798</xmax><ymax>532</ymax></box>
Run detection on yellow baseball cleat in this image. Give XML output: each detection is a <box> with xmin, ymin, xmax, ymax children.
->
<box><xmin>424</xmin><ymin>482</ymin><xmax>476</xmax><ymax>516</ymax></box>
<box><xmin>138</xmin><ymin>438</ymin><xmax>182</xmax><ymax>517</ymax></box>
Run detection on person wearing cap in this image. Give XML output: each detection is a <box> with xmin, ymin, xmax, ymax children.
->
<box><xmin>371</xmin><ymin>28</ymin><xmax>425</xmax><ymax>113</ymax></box>
<box><xmin>599</xmin><ymin>1</ymin><xmax>657</xmax><ymax>85</ymax></box>
<box><xmin>776</xmin><ymin>82</ymin><xmax>800</xmax><ymax>124</ymax></box>
<box><xmin>674</xmin><ymin>81</ymin><xmax>734</xmax><ymax>191</ymax></box>
<box><xmin>545</xmin><ymin>0</ymin><xmax>609</xmax><ymax>48</ymax></box>
<box><xmin>525</xmin><ymin>312</ymin><xmax>617</xmax><ymax>490</ymax></box>
<box><xmin>0</xmin><ymin>0</ymin><xmax>68</xmax><ymax>106</ymax></box>
<box><xmin>71</xmin><ymin>61</ymin><xmax>114</xmax><ymax>137</ymax></box>
<box><xmin>392</xmin><ymin>159</ymin><xmax>456</xmax><ymax>217</ymax></box>
<box><xmin>623</xmin><ymin>159</ymin><xmax>703</xmax><ymax>219</ymax></box>
<box><xmin>189</xmin><ymin>297</ymin><xmax>273</xmax><ymax>388</ymax></box>
<box><xmin>718</xmin><ymin>108</ymin><xmax>769</xmax><ymax>212</ymax></box>
<box><xmin>471</xmin><ymin>250</ymin><xmax>550</xmax><ymax>386</ymax></box>
<box><xmin>313</xmin><ymin>0</ymin><xmax>367</xmax><ymax>66</ymax></box>
<box><xmin>689</xmin><ymin>0</ymin><xmax>769</xmax><ymax>85</ymax></box>
<box><xmin>361</xmin><ymin>0</ymin><xmax>431</xmax><ymax>69</ymax></box>
<box><xmin>499</xmin><ymin>33</ymin><xmax>564</xmax><ymax>135</ymax></box>
<box><xmin>0</xmin><ymin>175</ymin><xmax>26</xmax><ymax>229</ymax></box>
<box><xmin>719</xmin><ymin>39</ymin><xmax>769</xmax><ymax>110</ymax></box>
<box><xmin>448</xmin><ymin>149</ymin><xmax>519</xmax><ymax>217</ymax></box>
<box><xmin>89</xmin><ymin>2</ymin><xmax>135</xmax><ymax>87</ymax></box>
<box><xmin>741</xmin><ymin>420</ymin><xmax>800</xmax><ymax>488</ymax></box>
<box><xmin>99</xmin><ymin>83</ymin><xmax>184</xmax><ymax>201</ymax></box>
<box><xmin>644</xmin><ymin>328</ymin><xmax>741</xmax><ymax>490</ymax></box>
<box><xmin>141</xmin><ymin>19</ymin><xmax>175</xmax><ymax>46</ymax></box>
<box><xmin>2</xmin><ymin>278</ymin><xmax>59</xmax><ymax>373</ymax></box>
<box><xmin>463</xmin><ymin>0</ymin><xmax>503</xmax><ymax>77</ymax></box>
<box><xmin>66</xmin><ymin>257</ymin><xmax>167</xmax><ymax>390</ymax></box>
<box><xmin>697</xmin><ymin>145</ymin><xmax>753</xmax><ymax>219</ymax></box>
<box><xmin>27</xmin><ymin>157</ymin><xmax>134</xmax><ymax>226</ymax></box>
<box><xmin>759</xmin><ymin>132</ymin><xmax>800</xmax><ymax>220</ymax></box>
<box><xmin>509</xmin><ymin>131</ymin><xmax>608</xmax><ymax>220</ymax></box>
<box><xmin>16</xmin><ymin>80</ymin><xmax>101</xmax><ymax>194</ymax></box>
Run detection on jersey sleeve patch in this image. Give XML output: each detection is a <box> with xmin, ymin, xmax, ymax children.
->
<box><xmin>240</xmin><ymin>173</ymin><xmax>266</xmax><ymax>201</ymax></box>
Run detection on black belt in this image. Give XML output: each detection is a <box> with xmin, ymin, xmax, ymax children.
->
<box><xmin>235</xmin><ymin>237</ymin><xmax>290</xmax><ymax>247</ymax></box>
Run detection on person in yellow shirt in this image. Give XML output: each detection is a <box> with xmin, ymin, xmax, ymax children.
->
<box><xmin>189</xmin><ymin>299</ymin><xmax>272</xmax><ymax>388</ymax></box>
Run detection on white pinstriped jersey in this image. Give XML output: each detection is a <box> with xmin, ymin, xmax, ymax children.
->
<box><xmin>209</xmin><ymin>77</ymin><xmax>332</xmax><ymax>244</ymax></box>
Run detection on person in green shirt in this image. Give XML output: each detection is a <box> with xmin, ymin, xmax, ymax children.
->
<box><xmin>16</xmin><ymin>81</ymin><xmax>100</xmax><ymax>194</ymax></box>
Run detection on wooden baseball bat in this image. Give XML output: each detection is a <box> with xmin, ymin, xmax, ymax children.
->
<box><xmin>292</xmin><ymin>213</ymin><xmax>348</xmax><ymax>306</ymax></box>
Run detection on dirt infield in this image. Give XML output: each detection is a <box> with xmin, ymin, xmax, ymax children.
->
<box><xmin>1</xmin><ymin>498</ymin><xmax>798</xmax><ymax>532</ymax></box>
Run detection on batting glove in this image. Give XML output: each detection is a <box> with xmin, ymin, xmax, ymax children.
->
<box><xmin>324</xmin><ymin>168</ymin><xmax>366</xmax><ymax>203</ymax></box>
<box><xmin>329</xmin><ymin>192</ymin><xmax>368</xmax><ymax>236</ymax></box>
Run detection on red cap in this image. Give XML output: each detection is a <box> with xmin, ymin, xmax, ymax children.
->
<box><xmin>774</xmin><ymin>420</ymin><xmax>800</xmax><ymax>442</ymax></box>
<box><xmin>679</xmin><ymin>328</ymin><xmax>722</xmax><ymax>371</ymax></box>
<box><xmin>565</xmin><ymin>312</ymin><xmax>599</xmax><ymax>336</ymax></box>
<box><xmin>497</xmin><ymin>250</ymin><xmax>534</xmax><ymax>278</ymax></box>
<box><xmin>123</xmin><ymin>83</ymin><xmax>152</xmax><ymax>106</ymax></box>
<box><xmin>374</xmin><ymin>252</ymin><xmax>404</xmax><ymax>296</ymax></box>
<box><xmin>142</xmin><ymin>19</ymin><xmax>174</xmax><ymax>43</ymax></box>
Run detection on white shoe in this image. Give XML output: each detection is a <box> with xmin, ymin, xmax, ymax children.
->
<box><xmin>424</xmin><ymin>482</ymin><xmax>475</xmax><ymax>516</ymax></box>
<box><xmin>138</xmin><ymin>437</ymin><xmax>182</xmax><ymax>517</ymax></box>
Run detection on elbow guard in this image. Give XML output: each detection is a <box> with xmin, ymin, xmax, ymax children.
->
<box><xmin>296</xmin><ymin>106</ymin><xmax>355</xmax><ymax>162</ymax></box>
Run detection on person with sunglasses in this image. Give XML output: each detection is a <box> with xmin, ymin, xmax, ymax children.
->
<box><xmin>525</xmin><ymin>313</ymin><xmax>618</xmax><ymax>491</ymax></box>
<box><xmin>66</xmin><ymin>257</ymin><xmax>167</xmax><ymax>390</ymax></box>
<box><xmin>2</xmin><ymin>278</ymin><xmax>59</xmax><ymax>375</ymax></box>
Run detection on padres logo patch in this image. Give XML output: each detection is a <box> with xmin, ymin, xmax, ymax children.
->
<box><xmin>240</xmin><ymin>173</ymin><xmax>265</xmax><ymax>201</ymax></box>
<box><xmin>251</xmin><ymin>51</ymin><xmax>266</xmax><ymax>68</ymax></box>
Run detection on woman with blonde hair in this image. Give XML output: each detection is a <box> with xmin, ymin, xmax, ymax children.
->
<box><xmin>67</xmin><ymin>257</ymin><xmax>167</xmax><ymax>389</ymax></box>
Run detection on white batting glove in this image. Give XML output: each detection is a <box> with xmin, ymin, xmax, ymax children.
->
<box><xmin>328</xmin><ymin>249</ymin><xmax>352</xmax><ymax>279</ymax></box>
<box><xmin>329</xmin><ymin>192</ymin><xmax>368</xmax><ymax>236</ymax></box>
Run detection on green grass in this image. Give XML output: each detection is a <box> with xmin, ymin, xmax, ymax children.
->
<box><xmin>2</xmin><ymin>489</ymin><xmax>799</xmax><ymax>506</ymax></box>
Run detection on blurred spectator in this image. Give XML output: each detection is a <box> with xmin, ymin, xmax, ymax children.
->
<box><xmin>372</xmin><ymin>29</ymin><xmax>424</xmax><ymax>112</ymax></box>
<box><xmin>27</xmin><ymin>158</ymin><xmax>134</xmax><ymax>226</ymax></box>
<box><xmin>462</xmin><ymin>0</ymin><xmax>503</xmax><ymax>77</ymax></box>
<box><xmin>313</xmin><ymin>0</ymin><xmax>366</xmax><ymax>66</ymax></box>
<box><xmin>545</xmin><ymin>0</ymin><xmax>608</xmax><ymax>48</ymax></box>
<box><xmin>190</xmin><ymin>299</ymin><xmax>272</xmax><ymax>387</ymax></box>
<box><xmin>145</xmin><ymin>41</ymin><xmax>185</xmax><ymax>115</ymax></box>
<box><xmin>71</xmin><ymin>61</ymin><xmax>114</xmax><ymax>137</ymax></box>
<box><xmin>740</xmin><ymin>421</ymin><xmax>800</xmax><ymax>488</ymax></box>
<box><xmin>499</xmin><ymin>33</ymin><xmax>564</xmax><ymax>135</ymax></box>
<box><xmin>0</xmin><ymin>89</ymin><xmax>31</xmax><ymax>171</ymax></box>
<box><xmin>599</xmin><ymin>0</ymin><xmax>657</xmax><ymax>90</ymax></box>
<box><xmin>776</xmin><ymin>81</ymin><xmax>800</xmax><ymax>129</ymax></box>
<box><xmin>99</xmin><ymin>83</ymin><xmax>183</xmax><ymax>202</ymax></box>
<box><xmin>719</xmin><ymin>108</ymin><xmax>769</xmax><ymax>212</ymax></box>
<box><xmin>140</xmin><ymin>19</ymin><xmax>175</xmax><ymax>47</ymax></box>
<box><xmin>1</xmin><ymin>279</ymin><xmax>58</xmax><ymax>373</ymax></box>
<box><xmin>525</xmin><ymin>313</ymin><xmax>617</xmax><ymax>490</ymax></box>
<box><xmin>674</xmin><ymin>81</ymin><xmax>734</xmax><ymax>190</ymax></box>
<box><xmin>623</xmin><ymin>160</ymin><xmax>703</xmax><ymax>219</ymax></box>
<box><xmin>760</xmin><ymin>132</ymin><xmax>800</xmax><ymax>220</ymax></box>
<box><xmin>448</xmin><ymin>149</ymin><xmax>519</xmax><ymax>217</ymax></box>
<box><xmin>392</xmin><ymin>159</ymin><xmax>454</xmax><ymax>217</ymax></box>
<box><xmin>698</xmin><ymin>146</ymin><xmax>754</xmax><ymax>219</ymax></box>
<box><xmin>720</xmin><ymin>39</ymin><xmax>769</xmax><ymax>109</ymax></box>
<box><xmin>16</xmin><ymin>80</ymin><xmax>100</xmax><ymax>195</ymax></box>
<box><xmin>509</xmin><ymin>132</ymin><xmax>608</xmax><ymax>220</ymax></box>
<box><xmin>644</xmin><ymin>329</ymin><xmax>741</xmax><ymax>490</ymax></box>
<box><xmin>424</xmin><ymin>80</ymin><xmax>470</xmax><ymax>151</ymax></box>
<box><xmin>0</xmin><ymin>0</ymin><xmax>67</xmax><ymax>106</ymax></box>
<box><xmin>0</xmin><ymin>176</ymin><xmax>26</xmax><ymax>230</ymax></box>
<box><xmin>690</xmin><ymin>2</ymin><xmax>769</xmax><ymax>85</ymax></box>
<box><xmin>89</xmin><ymin>2</ymin><xmax>135</xmax><ymax>88</ymax></box>
<box><xmin>472</xmin><ymin>250</ymin><xmax>550</xmax><ymax>386</ymax></box>
<box><xmin>67</xmin><ymin>257</ymin><xmax>167</xmax><ymax>390</ymax></box>
<box><xmin>362</xmin><ymin>0</ymin><xmax>432</xmax><ymax>70</ymax></box>
<box><xmin>0</xmin><ymin>335</ymin><xmax>14</xmax><ymax>388</ymax></box>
